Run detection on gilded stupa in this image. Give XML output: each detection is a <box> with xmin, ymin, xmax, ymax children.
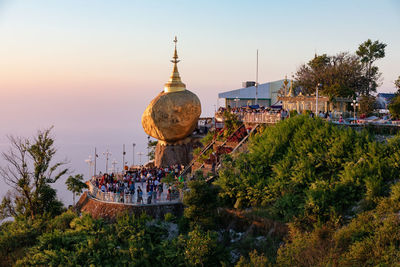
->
<box><xmin>141</xmin><ymin>37</ymin><xmax>201</xmax><ymax>166</ymax></box>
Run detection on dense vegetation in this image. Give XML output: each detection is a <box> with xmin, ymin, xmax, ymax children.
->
<box><xmin>389</xmin><ymin>75</ymin><xmax>400</xmax><ymax>119</ymax></box>
<box><xmin>217</xmin><ymin>116</ymin><xmax>400</xmax><ymax>225</ymax></box>
<box><xmin>2</xmin><ymin>117</ymin><xmax>400</xmax><ymax>266</ymax></box>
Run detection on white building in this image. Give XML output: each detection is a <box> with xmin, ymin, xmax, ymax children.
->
<box><xmin>218</xmin><ymin>79</ymin><xmax>285</xmax><ymax>107</ymax></box>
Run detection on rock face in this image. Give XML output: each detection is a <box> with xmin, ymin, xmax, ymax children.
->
<box><xmin>154</xmin><ymin>138</ymin><xmax>200</xmax><ymax>167</ymax></box>
<box><xmin>142</xmin><ymin>90</ymin><xmax>201</xmax><ymax>143</ymax></box>
<box><xmin>76</xmin><ymin>192</ymin><xmax>184</xmax><ymax>221</ymax></box>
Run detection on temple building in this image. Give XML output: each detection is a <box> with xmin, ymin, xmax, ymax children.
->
<box><xmin>278</xmin><ymin>78</ymin><xmax>352</xmax><ymax>114</ymax></box>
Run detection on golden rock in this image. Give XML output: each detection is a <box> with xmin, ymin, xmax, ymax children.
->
<box><xmin>141</xmin><ymin>90</ymin><xmax>201</xmax><ymax>143</ymax></box>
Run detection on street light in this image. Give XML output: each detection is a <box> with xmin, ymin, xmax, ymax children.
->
<box><xmin>132</xmin><ymin>143</ymin><xmax>136</xmax><ymax>166</ymax></box>
<box><xmin>137</xmin><ymin>152</ymin><xmax>145</xmax><ymax>166</ymax></box>
<box><xmin>351</xmin><ymin>99</ymin><xmax>359</xmax><ymax>124</ymax></box>
<box><xmin>111</xmin><ymin>159</ymin><xmax>118</xmax><ymax>173</ymax></box>
<box><xmin>316</xmin><ymin>83</ymin><xmax>322</xmax><ymax>114</ymax></box>
<box><xmin>84</xmin><ymin>155</ymin><xmax>94</xmax><ymax>178</ymax></box>
<box><xmin>147</xmin><ymin>136</ymin><xmax>151</xmax><ymax>163</ymax></box>
<box><xmin>103</xmin><ymin>149</ymin><xmax>111</xmax><ymax>173</ymax></box>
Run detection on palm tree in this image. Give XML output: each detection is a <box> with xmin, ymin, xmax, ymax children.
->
<box><xmin>65</xmin><ymin>174</ymin><xmax>88</xmax><ymax>206</ymax></box>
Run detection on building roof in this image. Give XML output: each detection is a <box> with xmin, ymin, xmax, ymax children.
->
<box><xmin>218</xmin><ymin>79</ymin><xmax>284</xmax><ymax>99</ymax></box>
<box><xmin>377</xmin><ymin>93</ymin><xmax>395</xmax><ymax>100</ymax></box>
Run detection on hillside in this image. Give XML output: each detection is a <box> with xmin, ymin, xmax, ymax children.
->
<box><xmin>1</xmin><ymin>116</ymin><xmax>400</xmax><ymax>266</ymax></box>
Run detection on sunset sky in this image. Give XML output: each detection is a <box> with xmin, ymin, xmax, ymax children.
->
<box><xmin>1</xmin><ymin>0</ymin><xmax>399</xmax><ymax>203</ymax></box>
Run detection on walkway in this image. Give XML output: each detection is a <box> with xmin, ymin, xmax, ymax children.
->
<box><xmin>88</xmin><ymin>181</ymin><xmax>183</xmax><ymax>206</ymax></box>
<box><xmin>215</xmin><ymin>111</ymin><xmax>282</xmax><ymax>124</ymax></box>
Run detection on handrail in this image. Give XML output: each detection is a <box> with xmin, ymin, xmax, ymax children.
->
<box><xmin>213</xmin><ymin>124</ymin><xmax>254</xmax><ymax>171</ymax></box>
<box><xmin>230</xmin><ymin>124</ymin><xmax>259</xmax><ymax>154</ymax></box>
<box><xmin>87</xmin><ymin>180</ymin><xmax>183</xmax><ymax>206</ymax></box>
<box><xmin>180</xmin><ymin>135</ymin><xmax>218</xmax><ymax>178</ymax></box>
<box><xmin>215</xmin><ymin>111</ymin><xmax>281</xmax><ymax>124</ymax></box>
<box><xmin>188</xmin><ymin>124</ymin><xmax>246</xmax><ymax>176</ymax></box>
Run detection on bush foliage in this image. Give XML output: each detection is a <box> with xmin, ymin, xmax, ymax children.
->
<box><xmin>216</xmin><ymin>116</ymin><xmax>400</xmax><ymax>225</ymax></box>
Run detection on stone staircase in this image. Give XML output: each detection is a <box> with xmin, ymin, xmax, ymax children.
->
<box><xmin>182</xmin><ymin>124</ymin><xmax>260</xmax><ymax>179</ymax></box>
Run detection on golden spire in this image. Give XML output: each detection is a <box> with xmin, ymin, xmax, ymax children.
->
<box><xmin>283</xmin><ymin>75</ymin><xmax>289</xmax><ymax>96</ymax></box>
<box><xmin>287</xmin><ymin>78</ymin><xmax>294</xmax><ymax>97</ymax></box>
<box><xmin>164</xmin><ymin>36</ymin><xmax>186</xmax><ymax>93</ymax></box>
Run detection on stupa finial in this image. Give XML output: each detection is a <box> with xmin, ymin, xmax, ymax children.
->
<box><xmin>171</xmin><ymin>36</ymin><xmax>180</xmax><ymax>64</ymax></box>
<box><xmin>164</xmin><ymin>36</ymin><xmax>186</xmax><ymax>93</ymax></box>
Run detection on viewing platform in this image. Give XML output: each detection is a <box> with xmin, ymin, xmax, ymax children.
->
<box><xmin>87</xmin><ymin>180</ymin><xmax>183</xmax><ymax>206</ymax></box>
<box><xmin>78</xmin><ymin>179</ymin><xmax>185</xmax><ymax>220</ymax></box>
<box><xmin>215</xmin><ymin>110</ymin><xmax>282</xmax><ymax>125</ymax></box>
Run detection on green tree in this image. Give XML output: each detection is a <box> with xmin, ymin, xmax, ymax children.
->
<box><xmin>184</xmin><ymin>226</ymin><xmax>221</xmax><ymax>267</ymax></box>
<box><xmin>294</xmin><ymin>53</ymin><xmax>364</xmax><ymax>98</ymax></box>
<box><xmin>390</xmin><ymin>76</ymin><xmax>400</xmax><ymax>119</ymax></box>
<box><xmin>389</xmin><ymin>95</ymin><xmax>400</xmax><ymax>119</ymax></box>
<box><xmin>356</xmin><ymin>39</ymin><xmax>387</xmax><ymax>95</ymax></box>
<box><xmin>65</xmin><ymin>174</ymin><xmax>87</xmax><ymax>206</ymax></box>
<box><xmin>223</xmin><ymin>109</ymin><xmax>241</xmax><ymax>137</ymax></box>
<box><xmin>359</xmin><ymin>95</ymin><xmax>376</xmax><ymax>116</ymax></box>
<box><xmin>395</xmin><ymin>75</ymin><xmax>400</xmax><ymax>95</ymax></box>
<box><xmin>183</xmin><ymin>179</ymin><xmax>219</xmax><ymax>230</ymax></box>
<box><xmin>236</xmin><ymin>250</ymin><xmax>271</xmax><ymax>267</ymax></box>
<box><xmin>147</xmin><ymin>138</ymin><xmax>158</xmax><ymax>161</ymax></box>
<box><xmin>0</xmin><ymin>128</ymin><xmax>67</xmax><ymax>220</ymax></box>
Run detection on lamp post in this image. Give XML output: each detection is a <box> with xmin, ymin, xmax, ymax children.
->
<box><xmin>111</xmin><ymin>159</ymin><xmax>118</xmax><ymax>174</ymax></box>
<box><xmin>351</xmin><ymin>99</ymin><xmax>359</xmax><ymax>124</ymax></box>
<box><xmin>84</xmin><ymin>155</ymin><xmax>94</xmax><ymax>178</ymax></box>
<box><xmin>132</xmin><ymin>143</ymin><xmax>136</xmax><ymax>166</ymax></box>
<box><xmin>103</xmin><ymin>149</ymin><xmax>111</xmax><ymax>173</ymax></box>
<box><xmin>316</xmin><ymin>83</ymin><xmax>322</xmax><ymax>114</ymax></box>
<box><xmin>137</xmin><ymin>152</ymin><xmax>144</xmax><ymax>166</ymax></box>
<box><xmin>147</xmin><ymin>136</ymin><xmax>150</xmax><ymax>163</ymax></box>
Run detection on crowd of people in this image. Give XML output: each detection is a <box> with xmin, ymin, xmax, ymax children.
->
<box><xmin>217</xmin><ymin>106</ymin><xmax>290</xmax><ymax>122</ymax></box>
<box><xmin>218</xmin><ymin>106</ymin><xmax>345</xmax><ymax>122</ymax></box>
<box><xmin>218</xmin><ymin>105</ymin><xmax>283</xmax><ymax>115</ymax></box>
<box><xmin>90</xmin><ymin>164</ymin><xmax>184</xmax><ymax>204</ymax></box>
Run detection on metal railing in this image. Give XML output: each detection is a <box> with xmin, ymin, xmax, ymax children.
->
<box><xmin>216</xmin><ymin>112</ymin><xmax>281</xmax><ymax>124</ymax></box>
<box><xmin>88</xmin><ymin>181</ymin><xmax>183</xmax><ymax>205</ymax></box>
<box><xmin>239</xmin><ymin>112</ymin><xmax>281</xmax><ymax>124</ymax></box>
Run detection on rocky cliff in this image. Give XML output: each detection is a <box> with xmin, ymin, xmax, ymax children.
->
<box><xmin>76</xmin><ymin>192</ymin><xmax>184</xmax><ymax>221</ymax></box>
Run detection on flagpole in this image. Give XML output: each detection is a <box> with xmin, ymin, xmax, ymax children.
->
<box><xmin>94</xmin><ymin>147</ymin><xmax>97</xmax><ymax>176</ymax></box>
<box><xmin>122</xmin><ymin>144</ymin><xmax>125</xmax><ymax>173</ymax></box>
<box><xmin>255</xmin><ymin>49</ymin><xmax>259</xmax><ymax>105</ymax></box>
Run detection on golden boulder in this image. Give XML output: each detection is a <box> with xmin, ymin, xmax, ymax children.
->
<box><xmin>141</xmin><ymin>90</ymin><xmax>201</xmax><ymax>143</ymax></box>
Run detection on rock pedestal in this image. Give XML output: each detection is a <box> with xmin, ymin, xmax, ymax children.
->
<box><xmin>154</xmin><ymin>137</ymin><xmax>200</xmax><ymax>167</ymax></box>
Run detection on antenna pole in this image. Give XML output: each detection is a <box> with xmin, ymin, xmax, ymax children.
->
<box><xmin>122</xmin><ymin>144</ymin><xmax>125</xmax><ymax>173</ymax></box>
<box><xmin>94</xmin><ymin>147</ymin><xmax>97</xmax><ymax>176</ymax></box>
<box><xmin>255</xmin><ymin>49</ymin><xmax>259</xmax><ymax>105</ymax></box>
